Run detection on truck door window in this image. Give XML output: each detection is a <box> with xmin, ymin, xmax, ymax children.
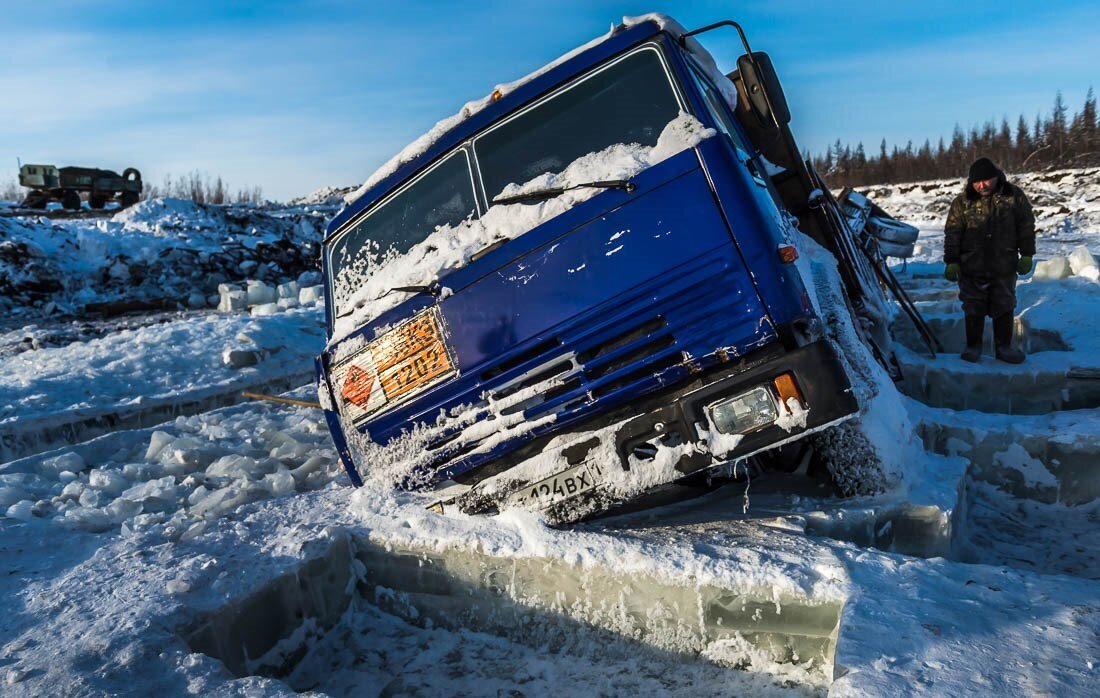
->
<box><xmin>474</xmin><ymin>48</ymin><xmax>682</xmax><ymax>201</ymax></box>
<box><xmin>328</xmin><ymin>150</ymin><xmax>477</xmax><ymax>318</ymax></box>
<box><xmin>687</xmin><ymin>64</ymin><xmax>771</xmax><ymax>185</ymax></box>
<box><xmin>687</xmin><ymin>65</ymin><xmax>753</xmax><ymax>158</ymax></box>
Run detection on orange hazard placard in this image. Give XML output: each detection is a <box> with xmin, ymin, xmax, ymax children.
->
<box><xmin>340</xmin><ymin>364</ymin><xmax>376</xmax><ymax>408</ymax></box>
<box><xmin>372</xmin><ymin>311</ymin><xmax>454</xmax><ymax>402</ymax></box>
<box><xmin>333</xmin><ymin>308</ymin><xmax>455</xmax><ymax>423</ymax></box>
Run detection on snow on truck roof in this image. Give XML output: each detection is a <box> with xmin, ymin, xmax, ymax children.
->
<box><xmin>329</xmin><ymin>13</ymin><xmax>732</xmax><ymax>237</ymax></box>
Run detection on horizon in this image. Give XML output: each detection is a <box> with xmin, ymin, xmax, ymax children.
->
<box><xmin>3</xmin><ymin>1</ymin><xmax>1098</xmax><ymax>201</ymax></box>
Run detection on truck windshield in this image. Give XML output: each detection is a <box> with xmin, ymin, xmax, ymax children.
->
<box><xmin>328</xmin><ymin>150</ymin><xmax>478</xmax><ymax>315</ymax></box>
<box><xmin>475</xmin><ymin>47</ymin><xmax>681</xmax><ymax>200</ymax></box>
<box><xmin>327</xmin><ymin>45</ymin><xmax>682</xmax><ymax>324</ymax></box>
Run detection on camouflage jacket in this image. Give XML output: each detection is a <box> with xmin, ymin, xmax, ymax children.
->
<box><xmin>944</xmin><ymin>178</ymin><xmax>1035</xmax><ymax>277</ymax></box>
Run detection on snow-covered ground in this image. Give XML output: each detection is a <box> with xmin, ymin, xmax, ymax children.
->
<box><xmin>0</xmin><ymin>196</ymin><xmax>336</xmax><ymax>319</ymax></box>
<box><xmin>2</xmin><ymin>166</ymin><xmax>1099</xmax><ymax>696</ymax></box>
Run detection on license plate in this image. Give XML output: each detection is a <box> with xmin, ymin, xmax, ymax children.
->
<box><xmin>509</xmin><ymin>461</ymin><xmax>604</xmax><ymax>510</ymax></box>
<box><xmin>331</xmin><ymin>308</ymin><xmax>456</xmax><ymax>423</ymax></box>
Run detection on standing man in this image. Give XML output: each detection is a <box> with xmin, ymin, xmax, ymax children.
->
<box><xmin>943</xmin><ymin>157</ymin><xmax>1035</xmax><ymax>363</ymax></box>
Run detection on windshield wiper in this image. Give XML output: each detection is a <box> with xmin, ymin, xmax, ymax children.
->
<box><xmin>492</xmin><ymin>179</ymin><xmax>636</xmax><ymax>206</ymax></box>
<box><xmin>388</xmin><ymin>282</ymin><xmax>443</xmax><ymax>298</ymax></box>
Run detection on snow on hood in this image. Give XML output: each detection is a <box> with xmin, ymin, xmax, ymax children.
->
<box><xmin>330</xmin><ymin>112</ymin><xmax>716</xmax><ymax>343</ymax></box>
<box><xmin>343</xmin><ymin>13</ymin><xmax>734</xmax><ymax>208</ymax></box>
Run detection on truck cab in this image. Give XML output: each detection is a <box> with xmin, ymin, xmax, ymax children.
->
<box><xmin>317</xmin><ymin>18</ymin><xmax>871</xmax><ymax>522</ymax></box>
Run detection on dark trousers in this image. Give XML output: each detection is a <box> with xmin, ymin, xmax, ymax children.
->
<box><xmin>958</xmin><ymin>274</ymin><xmax>1017</xmax><ymax>318</ymax></box>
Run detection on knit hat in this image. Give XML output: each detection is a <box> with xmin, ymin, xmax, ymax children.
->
<box><xmin>968</xmin><ymin>157</ymin><xmax>1000</xmax><ymax>182</ymax></box>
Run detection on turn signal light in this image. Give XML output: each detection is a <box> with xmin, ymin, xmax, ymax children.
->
<box><xmin>777</xmin><ymin>244</ymin><xmax>799</xmax><ymax>264</ymax></box>
<box><xmin>773</xmin><ymin>372</ymin><xmax>803</xmax><ymax>412</ymax></box>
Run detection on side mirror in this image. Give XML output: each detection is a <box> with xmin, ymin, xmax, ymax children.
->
<box><xmin>736</xmin><ymin>52</ymin><xmax>791</xmax><ymax>128</ymax></box>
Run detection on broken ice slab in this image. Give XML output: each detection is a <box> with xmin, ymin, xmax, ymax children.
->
<box><xmin>276</xmin><ymin>281</ymin><xmax>299</xmax><ymax>299</ymax></box>
<box><xmin>217</xmin><ymin>288</ymin><xmax>247</xmax><ymax>313</ymax></box>
<box><xmin>1034</xmin><ymin>256</ymin><xmax>1073</xmax><ymax>280</ymax></box>
<box><xmin>356</xmin><ymin>539</ymin><xmax>842</xmax><ymax>672</ymax></box>
<box><xmin>245</xmin><ymin>280</ymin><xmax>277</xmax><ymax>307</ymax></box>
<box><xmin>184</xmin><ymin>520</ymin><xmax>846</xmax><ymax>687</ymax></box>
<box><xmin>890</xmin><ymin>314</ymin><xmax>1070</xmax><ymax>355</ymax></box>
<box><xmin>917</xmin><ymin>408</ymin><xmax>1100</xmax><ymax>506</ymax></box>
<box><xmin>1067</xmin><ymin>245</ymin><xmax>1098</xmax><ymax>276</ymax></box>
<box><xmin>896</xmin><ymin>347</ymin><xmax>1100</xmax><ymax>414</ymax></box>
<box><xmin>249</xmin><ymin>302</ymin><xmax>280</xmax><ymax>317</ymax></box>
<box><xmin>298</xmin><ymin>285</ymin><xmax>323</xmax><ymax>306</ymax></box>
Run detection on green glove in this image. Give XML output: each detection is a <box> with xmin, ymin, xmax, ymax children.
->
<box><xmin>1017</xmin><ymin>256</ymin><xmax>1033</xmax><ymax>275</ymax></box>
<box><xmin>944</xmin><ymin>263</ymin><xmax>960</xmax><ymax>282</ymax></box>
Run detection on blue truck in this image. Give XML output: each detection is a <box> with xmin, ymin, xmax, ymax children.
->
<box><xmin>316</xmin><ymin>17</ymin><xmax>904</xmax><ymax>523</ymax></box>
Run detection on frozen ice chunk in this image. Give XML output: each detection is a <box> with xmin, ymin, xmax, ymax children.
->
<box><xmin>277</xmin><ymin>297</ymin><xmax>300</xmax><ymax>310</ymax></box>
<box><xmin>1068</xmin><ymin>245</ymin><xmax>1098</xmax><ymax>275</ymax></box>
<box><xmin>298</xmin><ymin>270</ymin><xmax>321</xmax><ymax>286</ymax></box>
<box><xmin>249</xmin><ymin>302</ymin><xmax>280</xmax><ymax>317</ymax></box>
<box><xmin>246</xmin><ymin>280</ymin><xmax>277</xmax><ymax>306</ymax></box>
<box><xmin>62</xmin><ymin>506</ymin><xmax>113</xmax><ymax>532</ymax></box>
<box><xmin>217</xmin><ymin>289</ymin><xmax>247</xmax><ymax>313</ymax></box>
<box><xmin>78</xmin><ymin>488</ymin><xmax>103</xmax><ymax>508</ymax></box>
<box><xmin>277</xmin><ymin>281</ymin><xmax>300</xmax><ymax>299</ymax></box>
<box><xmin>119</xmin><ymin>476</ymin><xmax>179</xmax><ymax>511</ymax></box>
<box><xmin>299</xmin><ymin>285</ymin><xmax>323</xmax><ymax>305</ymax></box>
<box><xmin>105</xmin><ymin>497</ymin><xmax>143</xmax><ymax>524</ymax></box>
<box><xmin>190</xmin><ymin>485</ymin><xmax>264</xmax><ymax>519</ymax></box>
<box><xmin>153</xmin><ymin>436</ymin><xmax>207</xmax><ymax>475</ymax></box>
<box><xmin>1033</xmin><ymin>257</ymin><xmax>1071</xmax><ymax>280</ymax></box>
<box><xmin>145</xmin><ymin>430</ymin><xmax>175</xmax><ymax>461</ymax></box>
<box><xmin>206</xmin><ymin>454</ymin><xmax>261</xmax><ymax>480</ymax></box>
<box><xmin>1079</xmin><ymin>265</ymin><xmax>1100</xmax><ymax>282</ymax></box>
<box><xmin>262</xmin><ymin>468</ymin><xmax>296</xmax><ymax>497</ymax></box>
<box><xmin>167</xmin><ymin>577</ymin><xmax>191</xmax><ymax>595</ymax></box>
<box><xmin>291</xmin><ymin>455</ymin><xmax>328</xmax><ymax>482</ymax></box>
<box><xmin>60</xmin><ymin>481</ymin><xmax>85</xmax><ymax>500</ymax></box>
<box><xmin>39</xmin><ymin>451</ymin><xmax>86</xmax><ymax>477</ymax></box>
<box><xmin>122</xmin><ymin>463</ymin><xmax>157</xmax><ymax>481</ymax></box>
<box><xmin>5</xmin><ymin>500</ymin><xmax>34</xmax><ymax>521</ymax></box>
<box><xmin>222</xmin><ymin>348</ymin><xmax>261</xmax><ymax>368</ymax></box>
<box><xmin>0</xmin><ymin>486</ymin><xmax>30</xmax><ymax>510</ymax></box>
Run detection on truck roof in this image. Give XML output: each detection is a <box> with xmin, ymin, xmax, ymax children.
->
<box><xmin>327</xmin><ymin>19</ymin><xmax>664</xmax><ymax>238</ymax></box>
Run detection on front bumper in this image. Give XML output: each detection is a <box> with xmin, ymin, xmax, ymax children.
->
<box><xmin>614</xmin><ymin>338</ymin><xmax>858</xmax><ymax>474</ymax></box>
<box><xmin>445</xmin><ymin>339</ymin><xmax>859</xmax><ymax>523</ymax></box>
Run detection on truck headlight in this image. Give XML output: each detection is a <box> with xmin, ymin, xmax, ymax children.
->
<box><xmin>707</xmin><ymin>386</ymin><xmax>778</xmax><ymax>435</ymax></box>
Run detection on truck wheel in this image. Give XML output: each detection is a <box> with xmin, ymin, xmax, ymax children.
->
<box><xmin>122</xmin><ymin>168</ymin><xmax>141</xmax><ymax>182</ymax></box>
<box><xmin>119</xmin><ymin>191</ymin><xmax>139</xmax><ymax>208</ymax></box>
<box><xmin>810</xmin><ymin>420</ymin><xmax>889</xmax><ymax>496</ymax></box>
<box><xmin>89</xmin><ymin>194</ymin><xmax>108</xmax><ymax>209</ymax></box>
<box><xmin>23</xmin><ymin>193</ymin><xmax>48</xmax><ymax>209</ymax></box>
<box><xmin>61</xmin><ymin>191</ymin><xmax>82</xmax><ymax>211</ymax></box>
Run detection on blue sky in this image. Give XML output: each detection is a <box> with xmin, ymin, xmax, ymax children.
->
<box><xmin>2</xmin><ymin>1</ymin><xmax>1097</xmax><ymax>200</ymax></box>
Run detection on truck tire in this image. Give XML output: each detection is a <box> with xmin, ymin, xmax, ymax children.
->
<box><xmin>122</xmin><ymin>168</ymin><xmax>141</xmax><ymax>182</ymax></box>
<box><xmin>868</xmin><ymin>215</ymin><xmax>920</xmax><ymax>245</ymax></box>
<box><xmin>61</xmin><ymin>190</ymin><xmax>82</xmax><ymax>211</ymax></box>
<box><xmin>876</xmin><ymin>240</ymin><xmax>915</xmax><ymax>259</ymax></box>
<box><xmin>23</xmin><ymin>193</ymin><xmax>48</xmax><ymax>209</ymax></box>
<box><xmin>89</xmin><ymin>194</ymin><xmax>108</xmax><ymax>209</ymax></box>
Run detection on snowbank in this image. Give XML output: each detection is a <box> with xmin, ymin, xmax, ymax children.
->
<box><xmin>0</xmin><ymin>198</ymin><xmax>327</xmax><ymax>318</ymax></box>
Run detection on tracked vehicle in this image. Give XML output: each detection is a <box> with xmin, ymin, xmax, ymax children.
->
<box><xmin>316</xmin><ymin>16</ymin><xmax>914</xmax><ymax>523</ymax></box>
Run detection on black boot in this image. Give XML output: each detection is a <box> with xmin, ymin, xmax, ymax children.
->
<box><xmin>993</xmin><ymin>312</ymin><xmax>1025</xmax><ymax>364</ymax></box>
<box><xmin>960</xmin><ymin>314</ymin><xmax>984</xmax><ymax>363</ymax></box>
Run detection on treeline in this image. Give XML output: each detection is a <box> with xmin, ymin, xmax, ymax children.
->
<box><xmin>142</xmin><ymin>171</ymin><xmax>264</xmax><ymax>204</ymax></box>
<box><xmin>814</xmin><ymin>89</ymin><xmax>1099</xmax><ymax>187</ymax></box>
